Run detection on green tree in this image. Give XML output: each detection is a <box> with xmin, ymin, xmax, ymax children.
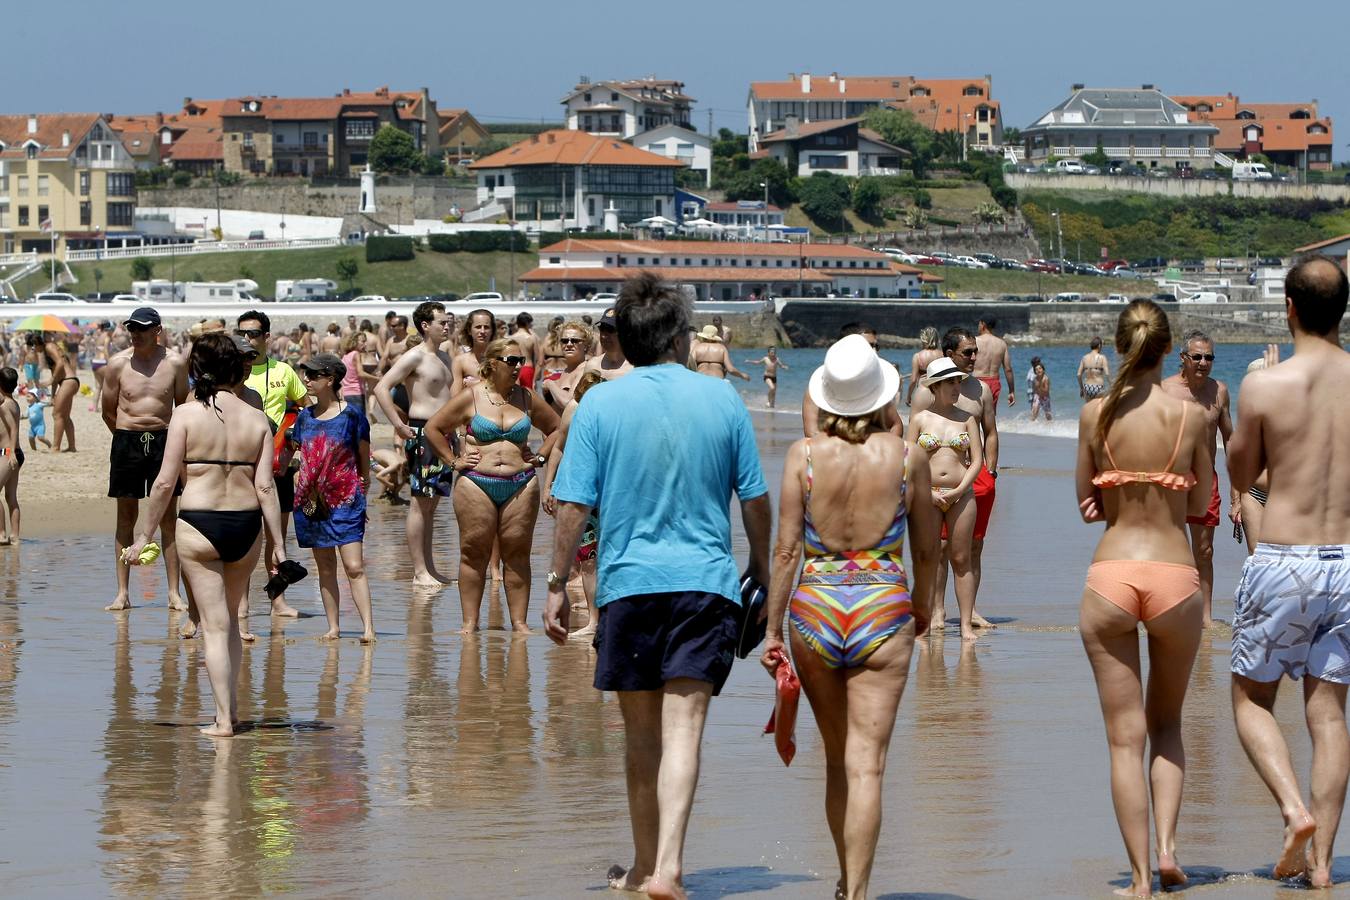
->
<box><xmin>238</xmin><ymin>265</ymin><xmax>255</xmax><ymax>282</ymax></box>
<box><xmin>797</xmin><ymin>172</ymin><xmax>851</xmax><ymax>231</ymax></box>
<box><xmin>861</xmin><ymin>108</ymin><xmax>934</xmax><ymax>176</ymax></box>
<box><xmin>723</xmin><ymin>158</ymin><xmax>795</xmax><ymax>207</ymax></box>
<box><xmin>93</xmin><ymin>267</ymin><xmax>104</xmax><ymax>294</ymax></box>
<box><xmin>851</xmin><ymin>177</ymin><xmax>884</xmax><ymax>222</ymax></box>
<box><xmin>172</xmin><ymin>170</ymin><xmax>192</xmax><ymax>188</ymax></box>
<box><xmin>712</xmin><ymin>128</ymin><xmax>747</xmax><ymax>159</ymax></box>
<box><xmin>130</xmin><ymin>257</ymin><xmax>154</xmax><ymax>281</ymax></box>
<box><xmin>1003</xmin><ymin>126</ymin><xmax>1022</xmax><ymax>146</ymax></box>
<box><xmin>419</xmin><ymin>153</ymin><xmax>447</xmax><ymax>176</ymax></box>
<box><xmin>933</xmin><ymin>130</ymin><xmax>964</xmax><ymax>162</ymax></box>
<box><xmin>1082</xmin><ymin>139</ymin><xmax>1110</xmax><ymax>169</ymax></box>
<box><xmin>336</xmin><ymin>257</ymin><xmax>359</xmax><ymax>291</ymax></box>
<box><xmin>369</xmin><ymin>125</ymin><xmax>419</xmax><ymax>174</ymax></box>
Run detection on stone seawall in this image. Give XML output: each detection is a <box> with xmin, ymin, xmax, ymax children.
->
<box><xmin>1007</xmin><ymin>172</ymin><xmax>1350</xmax><ymax>203</ymax></box>
<box><xmin>139</xmin><ymin>180</ymin><xmax>478</xmax><ymax>221</ymax></box>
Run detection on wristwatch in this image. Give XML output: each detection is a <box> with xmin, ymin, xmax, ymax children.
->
<box><xmin>546</xmin><ymin>570</ymin><xmax>565</xmax><ymax>590</ymax></box>
<box><xmin>533</xmin><ymin>454</ymin><xmax>547</xmax><ymax>466</ymax></box>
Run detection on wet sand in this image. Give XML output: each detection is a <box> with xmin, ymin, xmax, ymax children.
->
<box><xmin>0</xmin><ymin>408</ymin><xmax>1337</xmax><ymax>898</ymax></box>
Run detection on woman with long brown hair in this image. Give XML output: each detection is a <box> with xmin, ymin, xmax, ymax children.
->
<box><xmin>1075</xmin><ymin>300</ymin><xmax>1214</xmax><ymax>896</ymax></box>
<box><xmin>38</xmin><ymin>333</ymin><xmax>78</xmax><ymax>452</ymax></box>
<box><xmin>425</xmin><ymin>337</ymin><xmax>559</xmax><ymax>632</ymax></box>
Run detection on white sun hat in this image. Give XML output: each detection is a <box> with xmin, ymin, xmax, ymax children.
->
<box><xmin>921</xmin><ymin>357</ymin><xmax>968</xmax><ymax>387</ymax></box>
<box><xmin>808</xmin><ymin>334</ymin><xmax>900</xmax><ymax>417</ymax></box>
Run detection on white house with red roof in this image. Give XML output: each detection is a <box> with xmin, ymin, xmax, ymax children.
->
<box><xmin>562</xmin><ymin>77</ymin><xmax>693</xmax><ymax>139</ymax></box>
<box><xmin>757</xmin><ymin>118</ymin><xmax>909</xmax><ymax>177</ymax></box>
<box><xmin>520</xmin><ymin>238</ymin><xmax>928</xmax><ymax>300</ymax></box>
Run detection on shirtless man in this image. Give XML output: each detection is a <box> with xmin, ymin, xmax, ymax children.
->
<box><xmin>912</xmin><ymin>327</ymin><xmax>999</xmax><ymax>630</ymax></box>
<box><xmin>374</xmin><ymin>301</ymin><xmax>456</xmax><ymax>587</ymax></box>
<box><xmin>1162</xmin><ymin>329</ymin><xmax>1237</xmax><ymax>627</ymax></box>
<box><xmin>319</xmin><ymin>323</ymin><xmax>342</xmax><ymax>354</ymax></box>
<box><xmin>1228</xmin><ymin>256</ymin><xmax>1350</xmax><ymax>889</ymax></box>
<box><xmin>450</xmin><ymin>309</ymin><xmax>494</xmax><ymax>395</ymax></box>
<box><xmin>581</xmin><ymin>308</ymin><xmax>633</xmax><ymax>380</ymax></box>
<box><xmin>690</xmin><ymin>325</ymin><xmax>749</xmax><ymax>381</ymax></box>
<box><xmin>510</xmin><ymin>312</ymin><xmax>543</xmax><ymax>389</ymax></box>
<box><xmin>340</xmin><ymin>315</ymin><xmax>358</xmax><ymax>339</ymax></box>
<box><xmin>380</xmin><ymin>315</ymin><xmax>412</xmax><ymax>423</ymax></box>
<box><xmin>744</xmin><ymin>348</ymin><xmax>787</xmax><ymax>408</ymax></box>
<box><xmin>803</xmin><ymin>324</ymin><xmax>904</xmax><ymax>437</ymax></box>
<box><xmin>101</xmin><ymin>307</ymin><xmax>190</xmax><ymax>613</ymax></box>
<box><xmin>712</xmin><ymin>314</ymin><xmax>731</xmax><ymax>344</ymax></box>
<box><xmin>378</xmin><ymin>310</ymin><xmax>398</xmax><ymax>349</ymax></box>
<box><xmin>973</xmin><ymin>317</ymin><xmax>1015</xmax><ymax>409</ymax></box>
<box><xmin>1077</xmin><ymin>336</ymin><xmax>1111</xmax><ymax>399</ymax></box>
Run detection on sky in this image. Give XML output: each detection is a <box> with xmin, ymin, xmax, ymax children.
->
<box><xmin>7</xmin><ymin>0</ymin><xmax>1348</xmax><ymax>159</ymax></box>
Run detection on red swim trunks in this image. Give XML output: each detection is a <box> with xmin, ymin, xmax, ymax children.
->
<box><xmin>1186</xmin><ymin>475</ymin><xmax>1221</xmax><ymax>528</ymax></box>
<box><xmin>518</xmin><ymin>365</ymin><xmax>535</xmax><ymax>390</ymax></box>
<box><xmin>941</xmin><ymin>466</ymin><xmax>997</xmax><ymax>542</ymax></box>
<box><xmin>978</xmin><ymin>376</ymin><xmax>1002</xmax><ymax>404</ymax></box>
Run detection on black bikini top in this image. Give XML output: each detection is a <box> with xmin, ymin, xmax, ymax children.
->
<box><xmin>185</xmin><ymin>459</ymin><xmax>252</xmax><ymax>467</ymax></box>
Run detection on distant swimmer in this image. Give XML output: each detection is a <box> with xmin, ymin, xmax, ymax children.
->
<box><xmin>905</xmin><ymin>326</ymin><xmax>942</xmax><ymax>407</ymax></box>
<box><xmin>1030</xmin><ymin>361</ymin><xmax>1052</xmax><ymax>421</ymax></box>
<box><xmin>1228</xmin><ymin>257</ymin><xmax>1350</xmax><ymax>890</ymax></box>
<box><xmin>1161</xmin><ymin>329</ymin><xmax>1237</xmax><ymax>627</ymax></box>
<box><xmin>1076</xmin><ymin>299</ymin><xmax>1212</xmax><ymax>898</ymax></box>
<box><xmin>973</xmin><ymin>316</ymin><xmax>1015</xmax><ymax>409</ymax></box>
<box><xmin>101</xmin><ymin>308</ymin><xmax>190</xmax><ymax>613</ymax></box>
<box><xmin>689</xmin><ymin>325</ymin><xmax>749</xmax><ymax>381</ymax></box>
<box><xmin>744</xmin><ymin>348</ymin><xmax>788</xmax><ymax>408</ymax></box>
<box><xmin>1077</xmin><ymin>336</ymin><xmax>1111</xmax><ymax>399</ymax></box>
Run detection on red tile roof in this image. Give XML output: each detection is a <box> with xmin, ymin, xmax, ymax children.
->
<box><xmin>751</xmin><ymin>75</ymin><xmax>1000</xmax><ymax>133</ymax></box>
<box><xmin>0</xmin><ymin>113</ymin><xmax>102</xmax><ymax>159</ymax></box>
<box><xmin>167</xmin><ymin>140</ymin><xmax>224</xmax><ymax>161</ymax></box>
<box><xmin>1293</xmin><ymin>233</ymin><xmax>1350</xmax><ymax>253</ymax></box>
<box><xmin>540</xmin><ymin>238</ymin><xmax>890</xmax><ymax>259</ymax></box>
<box><xmin>468</xmin><ymin>130</ymin><xmax>684</xmax><ymax>169</ymax></box>
<box><xmin>520</xmin><ymin>265</ymin><xmax>833</xmax><ymax>283</ymax></box>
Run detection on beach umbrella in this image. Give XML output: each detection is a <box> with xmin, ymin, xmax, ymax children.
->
<box><xmin>14</xmin><ymin>314</ymin><xmax>74</xmax><ymax>333</ymax></box>
<box><xmin>639</xmin><ymin>215</ymin><xmax>677</xmax><ymax>227</ymax></box>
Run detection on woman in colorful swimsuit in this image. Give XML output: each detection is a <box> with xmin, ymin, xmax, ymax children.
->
<box><xmin>1075</xmin><ymin>300</ymin><xmax>1214</xmax><ymax>897</ymax></box>
<box><xmin>761</xmin><ymin>334</ymin><xmax>936</xmax><ymax>900</ymax></box>
<box><xmin>907</xmin><ymin>356</ymin><xmax>984</xmax><ymax>640</ymax></box>
<box><xmin>425</xmin><ymin>337</ymin><xmax>560</xmax><ymax>633</ymax></box>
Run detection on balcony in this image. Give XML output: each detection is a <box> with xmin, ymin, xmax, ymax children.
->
<box><xmin>275</xmin><ymin>143</ymin><xmax>328</xmax><ymax>155</ymax></box>
<box><xmin>73</xmin><ymin>156</ymin><xmax>126</xmax><ymax>170</ymax></box>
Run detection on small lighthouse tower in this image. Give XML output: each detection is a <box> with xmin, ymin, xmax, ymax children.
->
<box><xmin>360</xmin><ymin>165</ymin><xmax>377</xmax><ymax>214</ymax></box>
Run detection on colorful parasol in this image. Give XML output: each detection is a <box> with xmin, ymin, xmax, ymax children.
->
<box><xmin>13</xmin><ymin>314</ymin><xmax>74</xmax><ymax>333</ymax></box>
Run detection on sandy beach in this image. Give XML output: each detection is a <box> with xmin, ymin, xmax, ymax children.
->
<box><xmin>0</xmin><ymin>394</ymin><xmax>1327</xmax><ymax>898</ymax></box>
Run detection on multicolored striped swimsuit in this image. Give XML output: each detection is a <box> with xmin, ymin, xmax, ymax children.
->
<box><xmin>789</xmin><ymin>440</ymin><xmax>913</xmax><ymax>669</ymax></box>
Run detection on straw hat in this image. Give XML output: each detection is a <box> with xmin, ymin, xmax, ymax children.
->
<box><xmin>808</xmin><ymin>334</ymin><xmax>900</xmax><ymax>417</ymax></box>
<box><xmin>921</xmin><ymin>357</ymin><xmax>967</xmax><ymax>387</ymax></box>
<box><xmin>697</xmin><ymin>324</ymin><xmax>722</xmax><ymax>342</ymax></box>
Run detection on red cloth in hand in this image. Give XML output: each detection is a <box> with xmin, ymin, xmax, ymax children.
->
<box><xmin>763</xmin><ymin>648</ymin><xmax>801</xmax><ymax>766</ymax></box>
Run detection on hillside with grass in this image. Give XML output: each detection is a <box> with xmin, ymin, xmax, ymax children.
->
<box><xmin>29</xmin><ymin>246</ymin><xmax>535</xmax><ymax>300</ymax></box>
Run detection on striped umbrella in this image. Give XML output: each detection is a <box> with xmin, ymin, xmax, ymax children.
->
<box><xmin>13</xmin><ymin>314</ymin><xmax>74</xmax><ymax>333</ymax></box>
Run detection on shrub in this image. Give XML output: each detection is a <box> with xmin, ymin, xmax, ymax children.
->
<box><xmin>427</xmin><ymin>232</ymin><xmax>528</xmax><ymax>253</ymax></box>
<box><xmin>912</xmin><ymin>188</ymin><xmax>933</xmax><ymax>209</ymax></box>
<box><xmin>797</xmin><ymin>172</ymin><xmax>851</xmax><ymax>232</ymax></box>
<box><xmin>852</xmin><ymin>178</ymin><xmax>884</xmax><ymax>221</ymax></box>
<box><xmin>172</xmin><ymin>170</ymin><xmax>192</xmax><ymax>188</ymax></box>
<box><xmin>336</xmin><ymin>257</ymin><xmax>359</xmax><ymax>289</ymax></box>
<box><xmin>975</xmin><ymin>201</ymin><xmax>1006</xmax><ymax>224</ymax></box>
<box><xmin>215</xmin><ymin>170</ymin><xmax>242</xmax><ymax>186</ymax></box>
<box><xmin>365</xmin><ymin>235</ymin><xmax>414</xmax><ymax>262</ymax></box>
<box><xmin>130</xmin><ymin>257</ymin><xmax>154</xmax><ymax>281</ymax></box>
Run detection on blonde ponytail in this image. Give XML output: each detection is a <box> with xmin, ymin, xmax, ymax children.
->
<box><xmin>1096</xmin><ymin>300</ymin><xmax>1171</xmax><ymax>445</ymax></box>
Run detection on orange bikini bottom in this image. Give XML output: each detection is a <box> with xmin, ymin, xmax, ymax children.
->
<box><xmin>1085</xmin><ymin>560</ymin><xmax>1200</xmax><ymax>621</ymax></box>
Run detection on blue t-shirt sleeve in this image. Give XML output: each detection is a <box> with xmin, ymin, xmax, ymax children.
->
<box><xmin>732</xmin><ymin>400</ymin><xmax>768</xmax><ymax>500</ymax></box>
<box><xmin>552</xmin><ymin>400</ymin><xmax>600</xmax><ymax>507</ymax></box>
<box><xmin>354</xmin><ymin>407</ymin><xmax>370</xmax><ymax>444</ymax></box>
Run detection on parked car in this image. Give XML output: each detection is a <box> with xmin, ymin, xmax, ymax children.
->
<box><xmin>1256</xmin><ymin>256</ymin><xmax>1283</xmax><ymax>267</ymax></box>
<box><xmin>1104</xmin><ymin>293</ymin><xmax>1130</xmax><ymax>304</ymax></box>
<box><xmin>997</xmin><ymin>294</ymin><xmax>1025</xmax><ymax>303</ymax></box>
<box><xmin>84</xmin><ymin>291</ymin><xmax>120</xmax><ymax>303</ymax></box>
<box><xmin>1152</xmin><ymin>291</ymin><xmax>1181</xmax><ymax>302</ymax></box>
<box><xmin>1052</xmin><ymin>292</ymin><xmax>1084</xmax><ymax>303</ymax></box>
<box><xmin>351</xmin><ymin>295</ymin><xmax>391</xmax><ymax>304</ymax></box>
<box><xmin>911</xmin><ymin>254</ymin><xmax>943</xmax><ymax>266</ymax></box>
<box><xmin>1132</xmin><ymin>257</ymin><xmax>1168</xmax><ymax>270</ymax></box>
<box><xmin>1016</xmin><ymin>164</ymin><xmax>1040</xmax><ymax>174</ymax></box>
<box><xmin>31</xmin><ymin>292</ymin><xmax>80</xmax><ymax>303</ymax></box>
<box><xmin>928</xmin><ymin>251</ymin><xmax>957</xmax><ymax>264</ymax></box>
<box><xmin>1216</xmin><ymin>258</ymin><xmax>1246</xmax><ymax>272</ymax></box>
<box><xmin>1199</xmin><ymin>168</ymin><xmax>1224</xmax><ymax>181</ymax></box>
<box><xmin>999</xmin><ymin>258</ymin><xmax>1029</xmax><ymax>271</ymax></box>
<box><xmin>591</xmin><ymin>292</ymin><xmax>619</xmax><ymax>302</ymax></box>
<box><xmin>1176</xmin><ymin>166</ymin><xmax>1195</xmax><ymax>179</ymax></box>
<box><xmin>1109</xmin><ymin>163</ymin><xmax>1147</xmax><ymax>177</ymax></box>
<box><xmin>1101</xmin><ymin>259</ymin><xmax>1129</xmax><ymax>271</ymax></box>
<box><xmin>110</xmin><ymin>294</ymin><xmax>139</xmax><ymax>303</ymax></box>
<box><xmin>1082</xmin><ymin>165</ymin><xmax>1101</xmax><ymax>176</ymax></box>
<box><xmin>1233</xmin><ymin>162</ymin><xmax>1274</xmax><ymax>182</ymax></box>
<box><xmin>247</xmin><ymin>230</ymin><xmax>266</xmax><ymax>240</ymax></box>
<box><xmin>1055</xmin><ymin>159</ymin><xmax>1086</xmax><ymax>174</ymax></box>
<box><xmin>1181</xmin><ymin>291</ymin><xmax>1229</xmax><ymax>303</ymax></box>
<box><xmin>972</xmin><ymin>253</ymin><xmax>1000</xmax><ymax>266</ymax></box>
<box><xmin>1148</xmin><ymin>168</ymin><xmax>1171</xmax><ymax>178</ymax></box>
<box><xmin>953</xmin><ymin>255</ymin><xmax>989</xmax><ymax>269</ymax></box>
<box><xmin>1179</xmin><ymin>259</ymin><xmax>1205</xmax><ymax>273</ymax></box>
<box><xmin>461</xmin><ymin>292</ymin><xmax>505</xmax><ymax>303</ymax></box>
<box><xmin>1077</xmin><ymin>264</ymin><xmax>1108</xmax><ymax>277</ymax></box>
<box><xmin>1025</xmin><ymin>258</ymin><xmax>1059</xmax><ymax>273</ymax></box>
<box><xmin>1111</xmin><ymin>268</ymin><xmax>1144</xmax><ymax>279</ymax></box>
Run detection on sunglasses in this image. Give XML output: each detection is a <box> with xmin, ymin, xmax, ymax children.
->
<box><xmin>959</xmin><ymin>348</ymin><xmax>977</xmax><ymax>358</ymax></box>
<box><xmin>1185</xmin><ymin>352</ymin><xmax>1216</xmax><ymax>362</ymax></box>
<box><xmin>495</xmin><ymin>355</ymin><xmax>527</xmax><ymax>367</ymax></box>
<box><xmin>235</xmin><ymin>328</ymin><xmax>264</xmax><ymax>339</ymax></box>
<box><xmin>300</xmin><ymin>368</ymin><xmax>332</xmax><ymax>379</ymax></box>
<box><xmin>559</xmin><ymin>337</ymin><xmax>585</xmax><ymax>345</ymax></box>
<box><xmin>127</xmin><ymin>323</ymin><xmax>154</xmax><ymax>333</ymax></box>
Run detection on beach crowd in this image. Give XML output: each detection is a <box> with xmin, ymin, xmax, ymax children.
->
<box><xmin>2</xmin><ymin>257</ymin><xmax>1346</xmax><ymax>898</ymax></box>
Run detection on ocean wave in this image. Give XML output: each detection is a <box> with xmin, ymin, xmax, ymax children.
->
<box><xmin>996</xmin><ymin>415</ymin><xmax>1079</xmax><ymax>440</ymax></box>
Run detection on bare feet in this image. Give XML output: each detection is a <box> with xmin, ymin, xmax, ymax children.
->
<box><xmin>460</xmin><ymin>621</ymin><xmax>480</xmax><ymax>635</ymax></box>
<box><xmin>1113</xmin><ymin>885</ymin><xmax>1150</xmax><ymax>898</ymax></box>
<box><xmin>646</xmin><ymin>876</ymin><xmax>686</xmax><ymax>900</ymax></box>
<box><xmin>200</xmin><ymin>719</ymin><xmax>235</xmax><ymax>738</ymax></box>
<box><xmin>961</xmin><ymin>625</ymin><xmax>978</xmax><ymax>642</ymax></box>
<box><xmin>932</xmin><ymin>606</ymin><xmax>946</xmax><ymax>628</ymax></box>
<box><xmin>271</xmin><ymin>600</ymin><xmax>301</xmax><ymax>617</ymax></box>
<box><xmin>360</xmin><ymin>631</ymin><xmax>376</xmax><ymax>644</ymax></box>
<box><xmin>319</xmin><ymin>628</ymin><xmax>340</xmax><ymax>641</ymax></box>
<box><xmin>971</xmin><ymin>611</ymin><xmax>996</xmax><ymax>628</ymax></box>
<box><xmin>412</xmin><ymin>572</ymin><xmax>445</xmax><ymax>589</ymax></box>
<box><xmin>1157</xmin><ymin>849</ymin><xmax>1187</xmax><ymax>890</ymax></box>
<box><xmin>512</xmin><ymin>622</ymin><xmax>533</xmax><ymax>635</ymax></box>
<box><xmin>179</xmin><ymin>620</ymin><xmax>198</xmax><ymax>639</ymax></box>
<box><xmin>1308</xmin><ymin>863</ymin><xmax>1334</xmax><ymax>889</ymax></box>
<box><xmin>606</xmin><ymin>865</ymin><xmax>649</xmax><ymax>893</ymax></box>
<box><xmin>167</xmin><ymin>594</ymin><xmax>189</xmax><ymax>612</ymax></box>
<box><xmin>238</xmin><ymin>627</ymin><xmax>257</xmax><ymax>643</ymax></box>
<box><xmin>1274</xmin><ymin>809</ymin><xmax>1316</xmax><ymax>879</ymax></box>
<box><xmin>105</xmin><ymin>596</ymin><xmax>131</xmax><ymax>611</ymax></box>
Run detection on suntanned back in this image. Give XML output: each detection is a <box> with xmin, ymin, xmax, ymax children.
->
<box><xmin>1247</xmin><ymin>347</ymin><xmax>1350</xmax><ymax>545</ymax></box>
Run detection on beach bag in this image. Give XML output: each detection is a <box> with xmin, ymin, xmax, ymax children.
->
<box><xmin>763</xmin><ymin>648</ymin><xmax>800</xmax><ymax>766</ymax></box>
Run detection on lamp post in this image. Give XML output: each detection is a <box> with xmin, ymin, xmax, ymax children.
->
<box><xmin>760</xmin><ymin>181</ymin><xmax>769</xmax><ymax>243</ymax></box>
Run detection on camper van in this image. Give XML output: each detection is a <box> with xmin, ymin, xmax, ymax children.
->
<box><xmin>1232</xmin><ymin>162</ymin><xmax>1273</xmax><ymax>182</ymax></box>
<box><xmin>181</xmin><ymin>280</ymin><xmax>259</xmax><ymax>303</ymax></box>
<box><xmin>274</xmin><ymin>279</ymin><xmax>338</xmax><ymax>301</ymax></box>
<box><xmin>131</xmin><ymin>280</ymin><xmax>183</xmax><ymax>303</ymax></box>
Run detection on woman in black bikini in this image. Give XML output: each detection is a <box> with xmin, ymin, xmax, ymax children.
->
<box><xmin>124</xmin><ymin>333</ymin><xmax>285</xmax><ymax>738</ymax></box>
<box><xmin>39</xmin><ymin>334</ymin><xmax>79</xmax><ymax>452</ymax></box>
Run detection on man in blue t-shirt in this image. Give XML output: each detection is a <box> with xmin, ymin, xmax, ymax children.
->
<box><xmin>545</xmin><ymin>273</ymin><xmax>771</xmax><ymax>897</ymax></box>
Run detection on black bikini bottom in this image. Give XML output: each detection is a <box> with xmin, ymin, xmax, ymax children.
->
<box><xmin>179</xmin><ymin>508</ymin><xmax>262</xmax><ymax>563</ymax></box>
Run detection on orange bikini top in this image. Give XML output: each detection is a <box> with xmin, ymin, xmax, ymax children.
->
<box><xmin>1092</xmin><ymin>402</ymin><xmax>1197</xmax><ymax>492</ymax></box>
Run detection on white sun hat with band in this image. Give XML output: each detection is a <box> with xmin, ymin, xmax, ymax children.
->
<box><xmin>921</xmin><ymin>357</ymin><xmax>968</xmax><ymax>387</ymax></box>
<box><xmin>808</xmin><ymin>334</ymin><xmax>901</xmax><ymax>417</ymax></box>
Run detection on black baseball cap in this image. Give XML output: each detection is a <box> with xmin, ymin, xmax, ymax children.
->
<box><xmin>598</xmin><ymin>307</ymin><xmax>617</xmax><ymax>331</ymax></box>
<box><xmin>298</xmin><ymin>352</ymin><xmax>346</xmax><ymax>381</ymax></box>
<box><xmin>124</xmin><ymin>307</ymin><xmax>161</xmax><ymax>327</ymax></box>
<box><xmin>230</xmin><ymin>334</ymin><xmax>259</xmax><ymax>358</ymax></box>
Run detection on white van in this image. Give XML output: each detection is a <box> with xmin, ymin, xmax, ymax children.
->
<box><xmin>1055</xmin><ymin>159</ymin><xmax>1086</xmax><ymax>174</ymax></box>
<box><xmin>132</xmin><ymin>279</ymin><xmax>183</xmax><ymax>303</ymax></box>
<box><xmin>181</xmin><ymin>280</ymin><xmax>259</xmax><ymax>303</ymax></box>
<box><xmin>1232</xmin><ymin>162</ymin><xmax>1273</xmax><ymax>182</ymax></box>
<box><xmin>1053</xmin><ymin>291</ymin><xmax>1084</xmax><ymax>303</ymax></box>
<box><xmin>275</xmin><ymin>279</ymin><xmax>338</xmax><ymax>301</ymax></box>
<box><xmin>1181</xmin><ymin>291</ymin><xmax>1229</xmax><ymax>303</ymax></box>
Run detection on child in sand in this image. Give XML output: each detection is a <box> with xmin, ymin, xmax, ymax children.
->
<box><xmin>371</xmin><ymin>446</ymin><xmax>408</xmax><ymax>503</ymax></box>
<box><xmin>25</xmin><ymin>386</ymin><xmax>51</xmax><ymax>451</ymax></box>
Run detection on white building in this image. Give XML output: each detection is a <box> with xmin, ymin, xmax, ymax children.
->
<box><xmin>758</xmin><ymin>118</ymin><xmax>908</xmax><ymax>177</ymax></box>
<box><xmin>631</xmin><ymin>124</ymin><xmax>710</xmax><ymax>186</ymax></box>
<box><xmin>562</xmin><ymin>77</ymin><xmax>693</xmax><ymax>139</ymax></box>
<box><xmin>520</xmin><ymin>238</ymin><xmax>926</xmax><ymax>301</ymax></box>
<box><xmin>704</xmin><ymin>201</ymin><xmax>785</xmax><ymax>230</ymax></box>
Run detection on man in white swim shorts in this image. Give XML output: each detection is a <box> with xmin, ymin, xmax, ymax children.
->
<box><xmin>1228</xmin><ymin>255</ymin><xmax>1350</xmax><ymax>888</ymax></box>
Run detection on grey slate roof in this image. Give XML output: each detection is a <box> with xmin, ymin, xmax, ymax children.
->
<box><xmin>1025</xmin><ymin>88</ymin><xmax>1218</xmax><ymax>133</ymax></box>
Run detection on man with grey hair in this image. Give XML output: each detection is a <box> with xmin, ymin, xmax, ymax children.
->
<box><xmin>543</xmin><ymin>272</ymin><xmax>771</xmax><ymax>898</ymax></box>
<box><xmin>1163</xmin><ymin>327</ymin><xmax>1237</xmax><ymax>626</ymax></box>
